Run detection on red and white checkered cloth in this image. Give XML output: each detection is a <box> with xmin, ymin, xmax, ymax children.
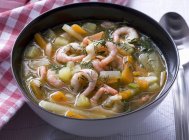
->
<box><xmin>0</xmin><ymin>0</ymin><xmax>128</xmax><ymax>129</ymax></box>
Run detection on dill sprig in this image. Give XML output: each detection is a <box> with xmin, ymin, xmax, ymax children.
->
<box><xmin>80</xmin><ymin>61</ymin><xmax>94</xmax><ymax>69</ymax></box>
<box><xmin>93</xmin><ymin>39</ymin><xmax>106</xmax><ymax>47</ymax></box>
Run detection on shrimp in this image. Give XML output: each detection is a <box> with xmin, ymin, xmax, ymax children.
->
<box><xmin>90</xmin><ymin>84</ymin><xmax>118</xmax><ymax>104</ymax></box>
<box><xmin>71</xmin><ymin>69</ymin><xmax>98</xmax><ymax>96</ymax></box>
<box><xmin>55</xmin><ymin>43</ymin><xmax>85</xmax><ymax>63</ymax></box>
<box><xmin>81</xmin><ymin>37</ymin><xmax>91</xmax><ymax>46</ymax></box>
<box><xmin>37</xmin><ymin>66</ymin><xmax>47</xmax><ymax>81</ymax></box>
<box><xmin>112</xmin><ymin>26</ymin><xmax>139</xmax><ymax>43</ymax></box>
<box><xmin>111</xmin><ymin>55</ymin><xmax>123</xmax><ymax>70</ymax></box>
<box><xmin>92</xmin><ymin>59</ymin><xmax>104</xmax><ymax>72</ymax></box>
<box><xmin>99</xmin><ymin>42</ymin><xmax>117</xmax><ymax>68</ymax></box>
<box><xmin>47</xmin><ymin>69</ymin><xmax>65</xmax><ymax>88</ymax></box>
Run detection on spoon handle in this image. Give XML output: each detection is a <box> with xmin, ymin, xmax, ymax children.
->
<box><xmin>172</xmin><ymin>67</ymin><xmax>189</xmax><ymax>140</ymax></box>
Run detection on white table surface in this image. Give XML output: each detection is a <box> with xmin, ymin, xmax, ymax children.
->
<box><xmin>0</xmin><ymin>0</ymin><xmax>189</xmax><ymax>139</ymax></box>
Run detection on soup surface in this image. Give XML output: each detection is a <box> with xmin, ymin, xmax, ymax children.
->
<box><xmin>22</xmin><ymin>21</ymin><xmax>167</xmax><ymax>119</ymax></box>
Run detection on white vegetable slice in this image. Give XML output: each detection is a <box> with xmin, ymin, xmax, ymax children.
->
<box><xmin>62</xmin><ymin>24</ymin><xmax>83</xmax><ymax>41</ymax></box>
<box><xmin>100</xmin><ymin>71</ymin><xmax>121</xmax><ymax>79</ymax></box>
<box><xmin>138</xmin><ymin>76</ymin><xmax>158</xmax><ymax>84</ymax></box>
<box><xmin>39</xmin><ymin>100</ymin><xmax>113</xmax><ymax>118</ymax></box>
<box><xmin>160</xmin><ymin>71</ymin><xmax>166</xmax><ymax>87</ymax></box>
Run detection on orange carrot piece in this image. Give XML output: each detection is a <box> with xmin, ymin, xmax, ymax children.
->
<box><xmin>50</xmin><ymin>91</ymin><xmax>67</xmax><ymax>102</ymax></box>
<box><xmin>34</xmin><ymin>33</ymin><xmax>47</xmax><ymax>49</ymax></box>
<box><xmin>88</xmin><ymin>31</ymin><xmax>104</xmax><ymax>41</ymax></box>
<box><xmin>135</xmin><ymin>79</ymin><xmax>149</xmax><ymax>91</ymax></box>
<box><xmin>127</xmin><ymin>55</ymin><xmax>134</xmax><ymax>63</ymax></box>
<box><xmin>119</xmin><ymin>89</ymin><xmax>133</xmax><ymax>100</ymax></box>
<box><xmin>121</xmin><ymin>63</ymin><xmax>134</xmax><ymax>84</ymax></box>
<box><xmin>71</xmin><ymin>24</ymin><xmax>87</xmax><ymax>35</ymax></box>
<box><xmin>65</xmin><ymin>110</ymin><xmax>85</xmax><ymax>119</ymax></box>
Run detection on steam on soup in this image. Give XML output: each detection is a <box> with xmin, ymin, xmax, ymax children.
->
<box><xmin>22</xmin><ymin>21</ymin><xmax>167</xmax><ymax>119</ymax></box>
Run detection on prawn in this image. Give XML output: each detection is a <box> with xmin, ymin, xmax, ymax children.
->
<box><xmin>90</xmin><ymin>84</ymin><xmax>118</xmax><ymax>104</ymax></box>
<box><xmin>37</xmin><ymin>66</ymin><xmax>47</xmax><ymax>81</ymax></box>
<box><xmin>37</xmin><ymin>66</ymin><xmax>65</xmax><ymax>88</ymax></box>
<box><xmin>71</xmin><ymin>69</ymin><xmax>98</xmax><ymax>96</ymax></box>
<box><xmin>112</xmin><ymin>26</ymin><xmax>139</xmax><ymax>43</ymax></box>
<box><xmin>99</xmin><ymin>41</ymin><xmax>117</xmax><ymax>68</ymax></box>
<box><xmin>46</xmin><ymin>69</ymin><xmax>65</xmax><ymax>88</ymax></box>
<box><xmin>55</xmin><ymin>43</ymin><xmax>85</xmax><ymax>63</ymax></box>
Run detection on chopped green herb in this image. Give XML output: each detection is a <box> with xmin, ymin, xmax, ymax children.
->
<box><xmin>128</xmin><ymin>83</ymin><xmax>139</xmax><ymax>89</ymax></box>
<box><xmin>80</xmin><ymin>61</ymin><xmax>94</xmax><ymax>69</ymax></box>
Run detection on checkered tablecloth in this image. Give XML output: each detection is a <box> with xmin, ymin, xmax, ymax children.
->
<box><xmin>0</xmin><ymin>0</ymin><xmax>128</xmax><ymax>129</ymax></box>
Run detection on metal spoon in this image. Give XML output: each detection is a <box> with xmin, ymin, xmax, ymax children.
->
<box><xmin>160</xmin><ymin>12</ymin><xmax>189</xmax><ymax>140</ymax></box>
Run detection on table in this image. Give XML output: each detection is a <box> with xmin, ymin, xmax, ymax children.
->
<box><xmin>0</xmin><ymin>0</ymin><xmax>189</xmax><ymax>139</ymax></box>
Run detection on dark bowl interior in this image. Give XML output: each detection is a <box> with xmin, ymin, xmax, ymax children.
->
<box><xmin>11</xmin><ymin>2</ymin><xmax>179</xmax><ymax>118</ymax></box>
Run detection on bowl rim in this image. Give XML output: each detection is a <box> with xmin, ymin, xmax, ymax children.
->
<box><xmin>11</xmin><ymin>2</ymin><xmax>179</xmax><ymax>121</ymax></box>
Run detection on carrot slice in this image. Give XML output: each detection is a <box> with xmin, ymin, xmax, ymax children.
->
<box><xmin>50</xmin><ymin>91</ymin><xmax>67</xmax><ymax>102</ymax></box>
<box><xmin>135</xmin><ymin>79</ymin><xmax>149</xmax><ymax>91</ymax></box>
<box><xmin>65</xmin><ymin>110</ymin><xmax>85</xmax><ymax>119</ymax></box>
<box><xmin>121</xmin><ymin>63</ymin><xmax>134</xmax><ymax>84</ymax></box>
<box><xmin>71</xmin><ymin>24</ymin><xmax>87</xmax><ymax>35</ymax></box>
<box><xmin>34</xmin><ymin>33</ymin><xmax>47</xmax><ymax>49</ymax></box>
<box><xmin>88</xmin><ymin>31</ymin><xmax>104</xmax><ymax>41</ymax></box>
<box><xmin>119</xmin><ymin>89</ymin><xmax>133</xmax><ymax>100</ymax></box>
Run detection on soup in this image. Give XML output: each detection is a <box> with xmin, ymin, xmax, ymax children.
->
<box><xmin>21</xmin><ymin>21</ymin><xmax>167</xmax><ymax>119</ymax></box>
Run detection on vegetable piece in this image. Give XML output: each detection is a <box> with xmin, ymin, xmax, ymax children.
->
<box><xmin>148</xmin><ymin>83</ymin><xmax>160</xmax><ymax>91</ymax></box>
<box><xmin>136</xmin><ymin>76</ymin><xmax>158</xmax><ymax>84</ymax></box>
<box><xmin>39</xmin><ymin>100</ymin><xmax>108</xmax><ymax>118</ymax></box>
<box><xmin>45</xmin><ymin>43</ymin><xmax>53</xmax><ymax>57</ymax></box>
<box><xmin>133</xmin><ymin>71</ymin><xmax>142</xmax><ymax>76</ymax></box>
<box><xmin>34</xmin><ymin>33</ymin><xmax>47</xmax><ymax>49</ymax></box>
<box><xmin>160</xmin><ymin>71</ymin><xmax>166</xmax><ymax>87</ymax></box>
<box><xmin>102</xmin><ymin>94</ymin><xmax>122</xmax><ymax>108</ymax></box>
<box><xmin>121</xmin><ymin>63</ymin><xmax>134</xmax><ymax>84</ymax></box>
<box><xmin>50</xmin><ymin>91</ymin><xmax>67</xmax><ymax>103</ymax></box>
<box><xmin>139</xmin><ymin>52</ymin><xmax>164</xmax><ymax>73</ymax></box>
<box><xmin>119</xmin><ymin>89</ymin><xmax>134</xmax><ymax>100</ymax></box>
<box><xmin>25</xmin><ymin>46</ymin><xmax>42</xmax><ymax>59</ymax></box>
<box><xmin>30</xmin><ymin>79</ymin><xmax>44</xmax><ymax>100</ymax></box>
<box><xmin>65</xmin><ymin>110</ymin><xmax>85</xmax><ymax>119</ymax></box>
<box><xmin>148</xmin><ymin>52</ymin><xmax>164</xmax><ymax>73</ymax></box>
<box><xmin>88</xmin><ymin>31</ymin><xmax>104</xmax><ymax>41</ymax></box>
<box><xmin>54</xmin><ymin>36</ymin><xmax>69</xmax><ymax>47</ymax></box>
<box><xmin>135</xmin><ymin>79</ymin><xmax>149</xmax><ymax>91</ymax></box>
<box><xmin>75</xmin><ymin>95</ymin><xmax>91</xmax><ymax>108</ymax></box>
<box><xmin>126</xmin><ymin>55</ymin><xmax>134</xmax><ymax>63</ymax></box>
<box><xmin>71</xmin><ymin>24</ymin><xmax>87</xmax><ymax>35</ymax></box>
<box><xmin>58</xmin><ymin>67</ymin><xmax>72</xmax><ymax>84</ymax></box>
<box><xmin>128</xmin><ymin>83</ymin><xmax>139</xmax><ymax>89</ymax></box>
<box><xmin>82</xmin><ymin>22</ymin><xmax>97</xmax><ymax>33</ymax></box>
<box><xmin>117</xmin><ymin>43</ymin><xmax>134</xmax><ymax>55</ymax></box>
<box><xmin>139</xmin><ymin>53</ymin><xmax>151</xmax><ymax>70</ymax></box>
<box><xmin>99</xmin><ymin>71</ymin><xmax>121</xmax><ymax>83</ymax></box>
<box><xmin>62</xmin><ymin>24</ymin><xmax>83</xmax><ymax>41</ymax></box>
<box><xmin>44</xmin><ymin>29</ymin><xmax>56</xmax><ymax>41</ymax></box>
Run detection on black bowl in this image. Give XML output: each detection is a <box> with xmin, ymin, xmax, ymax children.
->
<box><xmin>11</xmin><ymin>2</ymin><xmax>179</xmax><ymax>137</ymax></box>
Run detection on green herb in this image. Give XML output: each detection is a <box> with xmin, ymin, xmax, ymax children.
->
<box><xmin>128</xmin><ymin>83</ymin><xmax>139</xmax><ymax>89</ymax></box>
<box><xmin>80</xmin><ymin>61</ymin><xmax>94</xmax><ymax>69</ymax></box>
<box><xmin>93</xmin><ymin>39</ymin><xmax>106</xmax><ymax>47</ymax></box>
<box><xmin>129</xmin><ymin>36</ymin><xmax>153</xmax><ymax>52</ymax></box>
<box><xmin>98</xmin><ymin>76</ymin><xmax>110</xmax><ymax>85</ymax></box>
<box><xmin>50</xmin><ymin>64</ymin><xmax>65</xmax><ymax>73</ymax></box>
